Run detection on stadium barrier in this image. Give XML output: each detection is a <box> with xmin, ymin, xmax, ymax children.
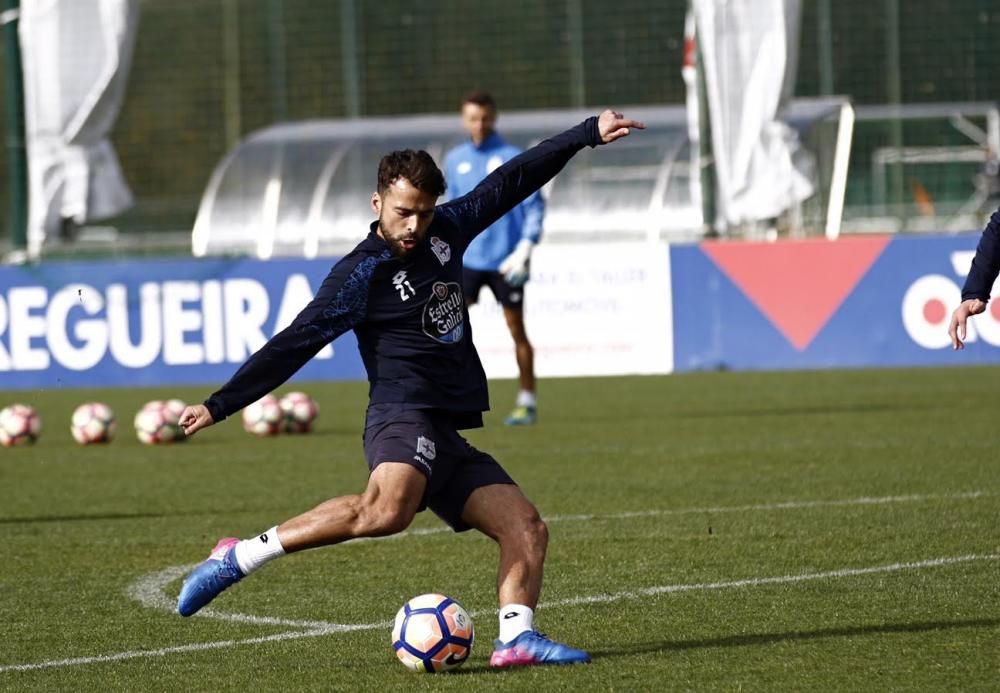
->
<box><xmin>671</xmin><ymin>232</ymin><xmax>1000</xmax><ymax>370</ymax></box>
<box><xmin>0</xmin><ymin>257</ymin><xmax>363</xmax><ymax>389</ymax></box>
<box><xmin>0</xmin><ymin>233</ymin><xmax>995</xmax><ymax>389</ymax></box>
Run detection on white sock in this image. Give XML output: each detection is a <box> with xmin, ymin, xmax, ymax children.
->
<box><xmin>516</xmin><ymin>390</ymin><xmax>536</xmax><ymax>408</ymax></box>
<box><xmin>232</xmin><ymin>526</ymin><xmax>286</xmax><ymax>575</ymax></box>
<box><xmin>498</xmin><ymin>603</ymin><xmax>534</xmax><ymax>643</ymax></box>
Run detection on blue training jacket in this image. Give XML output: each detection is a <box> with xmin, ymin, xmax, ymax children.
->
<box><xmin>443</xmin><ymin>132</ymin><xmax>545</xmax><ymax>271</ymax></box>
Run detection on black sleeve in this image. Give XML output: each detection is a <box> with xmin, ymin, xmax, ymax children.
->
<box><xmin>203</xmin><ymin>254</ymin><xmax>377</xmax><ymax>421</ymax></box>
<box><xmin>435</xmin><ymin>117</ymin><xmax>601</xmax><ymax>242</ymax></box>
<box><xmin>962</xmin><ymin>207</ymin><xmax>1000</xmax><ymax>302</ymax></box>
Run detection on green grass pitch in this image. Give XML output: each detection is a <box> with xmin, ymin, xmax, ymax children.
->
<box><xmin>1</xmin><ymin>367</ymin><xmax>998</xmax><ymax>691</ymax></box>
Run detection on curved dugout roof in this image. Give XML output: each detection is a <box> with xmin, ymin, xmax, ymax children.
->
<box><xmin>193</xmin><ymin>100</ymin><xmax>845</xmax><ymax>258</ymax></box>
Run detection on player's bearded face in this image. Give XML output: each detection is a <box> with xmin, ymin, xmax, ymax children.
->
<box><xmin>372</xmin><ymin>178</ymin><xmax>438</xmax><ymax>258</ymax></box>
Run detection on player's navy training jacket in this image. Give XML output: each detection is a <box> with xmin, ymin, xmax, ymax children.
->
<box><xmin>961</xmin><ymin>206</ymin><xmax>1000</xmax><ymax>301</ymax></box>
<box><xmin>203</xmin><ymin>116</ymin><xmax>602</xmax><ymax>426</ymax></box>
<box><xmin>443</xmin><ymin>132</ymin><xmax>545</xmax><ymax>271</ymax></box>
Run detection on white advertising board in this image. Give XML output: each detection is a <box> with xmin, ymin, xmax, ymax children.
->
<box><xmin>468</xmin><ymin>242</ymin><xmax>674</xmax><ymax>378</ymax></box>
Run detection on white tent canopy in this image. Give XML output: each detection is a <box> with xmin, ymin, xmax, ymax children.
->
<box><xmin>193</xmin><ymin>101</ymin><xmax>847</xmax><ymax>259</ymax></box>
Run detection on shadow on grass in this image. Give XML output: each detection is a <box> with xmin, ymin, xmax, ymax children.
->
<box><xmin>674</xmin><ymin>402</ymin><xmax>928</xmax><ymax>420</ymax></box>
<box><xmin>589</xmin><ymin>617</ymin><xmax>1000</xmax><ymax>660</ymax></box>
<box><xmin>0</xmin><ymin>508</ymin><xmax>285</xmax><ymax>524</ymax></box>
<box><xmin>0</xmin><ymin>511</ymin><xmax>178</xmax><ymax>524</ymax></box>
<box><xmin>416</xmin><ymin>618</ymin><xmax>1000</xmax><ymax>675</ymax></box>
<box><xmin>0</xmin><ymin>502</ymin><xmax>315</xmax><ymax>525</ymax></box>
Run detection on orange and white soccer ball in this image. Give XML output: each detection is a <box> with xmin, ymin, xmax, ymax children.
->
<box><xmin>0</xmin><ymin>403</ymin><xmax>42</xmax><ymax>447</ymax></box>
<box><xmin>70</xmin><ymin>402</ymin><xmax>117</xmax><ymax>445</ymax></box>
<box><xmin>392</xmin><ymin>593</ymin><xmax>474</xmax><ymax>673</ymax></box>
<box><xmin>279</xmin><ymin>391</ymin><xmax>319</xmax><ymax>433</ymax></box>
<box><xmin>242</xmin><ymin>394</ymin><xmax>283</xmax><ymax>437</ymax></box>
<box><xmin>134</xmin><ymin>399</ymin><xmax>186</xmax><ymax>445</ymax></box>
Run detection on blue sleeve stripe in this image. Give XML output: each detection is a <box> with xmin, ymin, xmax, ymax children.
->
<box><xmin>299</xmin><ymin>250</ymin><xmax>389</xmax><ymax>344</ymax></box>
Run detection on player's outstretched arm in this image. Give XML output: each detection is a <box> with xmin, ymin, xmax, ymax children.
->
<box><xmin>948</xmin><ymin>298</ymin><xmax>987</xmax><ymax>350</ymax></box>
<box><xmin>439</xmin><ymin>109</ymin><xmax>645</xmax><ymax>240</ymax></box>
<box><xmin>180</xmin><ymin>404</ymin><xmax>216</xmax><ymax>437</ymax></box>
<box><xmin>596</xmin><ymin>109</ymin><xmax>645</xmax><ymax>144</ymax></box>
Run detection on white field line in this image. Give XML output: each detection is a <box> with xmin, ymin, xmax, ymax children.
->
<box><xmin>543</xmin><ymin>490</ymin><xmax>990</xmax><ymax>525</ymax></box>
<box><xmin>125</xmin><ymin>491</ymin><xmax>993</xmax><ymax>629</ymax></box>
<box><xmin>128</xmin><ymin>491</ymin><xmax>988</xmax><ymax>630</ymax></box>
<box><xmin>2</xmin><ymin>553</ymin><xmax>997</xmax><ymax>673</ymax></box>
<box><xmin>537</xmin><ymin>554</ymin><xmax>1000</xmax><ymax>609</ymax></box>
<box><xmin>127</xmin><ymin>566</ymin><xmax>345</xmax><ymax>630</ymax></box>
<box><xmin>379</xmin><ymin>490</ymin><xmax>991</xmax><ymax>541</ymax></box>
<box><xmin>0</xmin><ymin>624</ymin><xmax>386</xmax><ymax>674</ymax></box>
<box><xmin>1</xmin><ymin>489</ymin><xmax>993</xmax><ymax>674</ymax></box>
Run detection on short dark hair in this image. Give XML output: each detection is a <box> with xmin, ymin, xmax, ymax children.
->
<box><xmin>377</xmin><ymin>149</ymin><xmax>446</xmax><ymax>197</ymax></box>
<box><xmin>461</xmin><ymin>90</ymin><xmax>497</xmax><ymax>112</ymax></box>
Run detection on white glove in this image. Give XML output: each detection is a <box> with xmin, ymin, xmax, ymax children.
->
<box><xmin>498</xmin><ymin>239</ymin><xmax>534</xmax><ymax>287</ymax></box>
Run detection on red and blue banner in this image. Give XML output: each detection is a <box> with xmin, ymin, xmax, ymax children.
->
<box><xmin>1</xmin><ymin>232</ymin><xmax>997</xmax><ymax>390</ymax></box>
<box><xmin>670</xmin><ymin>232</ymin><xmax>997</xmax><ymax>371</ymax></box>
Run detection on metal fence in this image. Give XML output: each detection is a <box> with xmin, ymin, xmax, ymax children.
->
<box><xmin>2</xmin><ymin>0</ymin><xmax>999</xmax><ymax>249</ymax></box>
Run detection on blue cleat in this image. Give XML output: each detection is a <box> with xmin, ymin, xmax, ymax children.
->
<box><xmin>177</xmin><ymin>537</ymin><xmax>244</xmax><ymax>617</ymax></box>
<box><xmin>504</xmin><ymin>406</ymin><xmax>537</xmax><ymax>426</ymax></box>
<box><xmin>489</xmin><ymin>630</ymin><xmax>591</xmax><ymax>667</ymax></box>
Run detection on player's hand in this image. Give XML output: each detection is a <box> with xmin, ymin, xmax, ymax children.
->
<box><xmin>597</xmin><ymin>109</ymin><xmax>645</xmax><ymax>144</ymax></box>
<box><xmin>179</xmin><ymin>404</ymin><xmax>215</xmax><ymax>437</ymax></box>
<box><xmin>948</xmin><ymin>298</ymin><xmax>987</xmax><ymax>349</ymax></box>
<box><xmin>499</xmin><ymin>239</ymin><xmax>534</xmax><ymax>287</ymax></box>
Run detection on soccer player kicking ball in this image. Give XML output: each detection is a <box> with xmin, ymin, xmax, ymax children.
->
<box><xmin>176</xmin><ymin>110</ymin><xmax>644</xmax><ymax>667</ymax></box>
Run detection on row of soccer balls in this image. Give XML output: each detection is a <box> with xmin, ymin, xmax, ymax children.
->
<box><xmin>0</xmin><ymin>392</ymin><xmax>319</xmax><ymax>447</ymax></box>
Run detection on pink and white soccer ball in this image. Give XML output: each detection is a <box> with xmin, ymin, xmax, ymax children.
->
<box><xmin>242</xmin><ymin>394</ymin><xmax>283</xmax><ymax>437</ymax></box>
<box><xmin>0</xmin><ymin>404</ymin><xmax>42</xmax><ymax>447</ymax></box>
<box><xmin>279</xmin><ymin>391</ymin><xmax>319</xmax><ymax>433</ymax></box>
<box><xmin>70</xmin><ymin>402</ymin><xmax>117</xmax><ymax>445</ymax></box>
<box><xmin>134</xmin><ymin>399</ymin><xmax>186</xmax><ymax>445</ymax></box>
<box><xmin>161</xmin><ymin>399</ymin><xmax>187</xmax><ymax>422</ymax></box>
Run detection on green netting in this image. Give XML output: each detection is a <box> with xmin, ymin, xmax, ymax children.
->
<box><xmin>1</xmin><ymin>0</ymin><xmax>998</xmax><ymax>241</ymax></box>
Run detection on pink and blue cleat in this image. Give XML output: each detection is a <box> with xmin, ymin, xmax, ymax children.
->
<box><xmin>176</xmin><ymin>538</ymin><xmax>244</xmax><ymax>617</ymax></box>
<box><xmin>489</xmin><ymin>630</ymin><xmax>591</xmax><ymax>667</ymax></box>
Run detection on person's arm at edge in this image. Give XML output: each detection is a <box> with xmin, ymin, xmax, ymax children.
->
<box><xmin>437</xmin><ymin>110</ymin><xmax>643</xmax><ymax>242</ymax></box>
<box><xmin>949</xmin><ymin>207</ymin><xmax>1000</xmax><ymax>349</ymax></box>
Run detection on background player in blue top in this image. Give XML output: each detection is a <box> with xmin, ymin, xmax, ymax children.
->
<box><xmin>444</xmin><ymin>92</ymin><xmax>544</xmax><ymax>426</ymax></box>
<box><xmin>174</xmin><ymin>109</ymin><xmax>644</xmax><ymax>668</ymax></box>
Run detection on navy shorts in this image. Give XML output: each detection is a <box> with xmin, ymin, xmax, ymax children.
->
<box><xmin>363</xmin><ymin>405</ymin><xmax>515</xmax><ymax>532</ymax></box>
<box><xmin>463</xmin><ymin>268</ymin><xmax>524</xmax><ymax>309</ymax></box>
